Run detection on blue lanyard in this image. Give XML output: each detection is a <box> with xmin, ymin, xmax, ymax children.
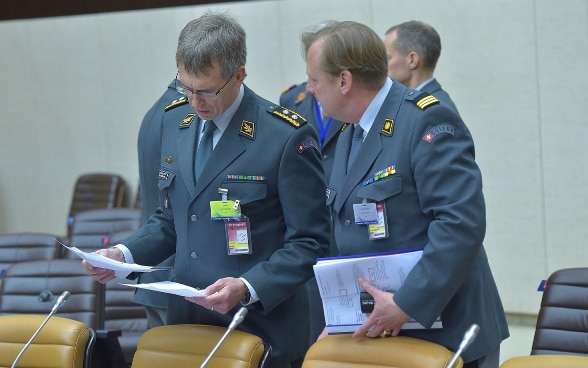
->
<box><xmin>314</xmin><ymin>99</ymin><xmax>332</xmax><ymax>148</ymax></box>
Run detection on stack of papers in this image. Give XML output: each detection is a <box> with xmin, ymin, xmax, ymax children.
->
<box><xmin>313</xmin><ymin>248</ymin><xmax>442</xmax><ymax>334</ymax></box>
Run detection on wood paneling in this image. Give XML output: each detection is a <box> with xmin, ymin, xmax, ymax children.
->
<box><xmin>0</xmin><ymin>0</ymin><xmax>241</xmax><ymax>21</ymax></box>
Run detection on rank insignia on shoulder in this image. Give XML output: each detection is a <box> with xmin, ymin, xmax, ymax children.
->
<box><xmin>416</xmin><ymin>95</ymin><xmax>439</xmax><ymax>110</ymax></box>
<box><xmin>423</xmin><ymin>124</ymin><xmax>455</xmax><ymax>143</ymax></box>
<box><xmin>381</xmin><ymin>119</ymin><xmax>394</xmax><ymax>136</ymax></box>
<box><xmin>179</xmin><ymin>113</ymin><xmax>195</xmax><ymax>128</ymax></box>
<box><xmin>268</xmin><ymin>106</ymin><xmax>307</xmax><ymax>128</ymax></box>
<box><xmin>406</xmin><ymin>91</ymin><xmax>439</xmax><ymax>110</ymax></box>
<box><xmin>281</xmin><ymin>84</ymin><xmax>297</xmax><ymax>95</ymax></box>
<box><xmin>239</xmin><ymin>120</ymin><xmax>255</xmax><ymax>139</ymax></box>
<box><xmin>294</xmin><ymin>92</ymin><xmax>306</xmax><ymax>105</ymax></box>
<box><xmin>165</xmin><ymin>97</ymin><xmax>189</xmax><ymax>111</ymax></box>
<box><xmin>341</xmin><ymin>123</ymin><xmax>351</xmax><ymax>132</ymax></box>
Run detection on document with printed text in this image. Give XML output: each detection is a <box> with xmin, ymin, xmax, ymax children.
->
<box><xmin>313</xmin><ymin>248</ymin><xmax>442</xmax><ymax>334</ymax></box>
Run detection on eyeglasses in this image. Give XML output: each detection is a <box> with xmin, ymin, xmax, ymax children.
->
<box><xmin>175</xmin><ymin>70</ymin><xmax>236</xmax><ymax>100</ymax></box>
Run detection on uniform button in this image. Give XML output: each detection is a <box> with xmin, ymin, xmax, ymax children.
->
<box><xmin>344</xmin><ymin>219</ymin><xmax>351</xmax><ymax>227</ymax></box>
<box><xmin>191</xmin><ymin>214</ymin><xmax>198</xmax><ymax>222</ymax></box>
<box><xmin>190</xmin><ymin>252</ymin><xmax>198</xmax><ymax>259</ymax></box>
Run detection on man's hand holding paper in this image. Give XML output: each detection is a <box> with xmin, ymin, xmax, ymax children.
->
<box><xmin>67</xmin><ymin>245</ymin><xmax>170</xmax><ymax>280</ymax></box>
<box><xmin>82</xmin><ymin>247</ymin><xmax>123</xmax><ymax>283</ymax></box>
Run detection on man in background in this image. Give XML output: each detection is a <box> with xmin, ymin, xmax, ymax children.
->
<box><xmin>135</xmin><ymin>81</ymin><xmax>191</xmax><ymax>328</ymax></box>
<box><xmin>280</xmin><ymin>20</ymin><xmax>344</xmax><ymax>344</ymax></box>
<box><xmin>280</xmin><ymin>20</ymin><xmax>344</xmax><ymax>183</ymax></box>
<box><xmin>385</xmin><ymin>20</ymin><xmax>459</xmax><ymax>112</ymax></box>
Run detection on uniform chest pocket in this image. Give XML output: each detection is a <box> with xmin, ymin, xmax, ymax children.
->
<box><xmin>356</xmin><ymin>175</ymin><xmax>403</xmax><ymax>202</ymax></box>
<box><xmin>221</xmin><ymin>181</ymin><xmax>267</xmax><ymax>205</ymax></box>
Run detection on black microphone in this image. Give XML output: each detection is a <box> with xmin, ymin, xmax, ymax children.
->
<box><xmin>445</xmin><ymin>323</ymin><xmax>480</xmax><ymax>368</ymax></box>
<box><xmin>200</xmin><ymin>307</ymin><xmax>249</xmax><ymax>368</ymax></box>
<box><xmin>10</xmin><ymin>290</ymin><xmax>71</xmax><ymax>368</ymax></box>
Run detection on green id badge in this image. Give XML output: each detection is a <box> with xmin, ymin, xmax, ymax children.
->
<box><xmin>210</xmin><ymin>200</ymin><xmax>241</xmax><ymax>220</ymax></box>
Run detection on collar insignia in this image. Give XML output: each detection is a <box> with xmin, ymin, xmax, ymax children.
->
<box><xmin>381</xmin><ymin>119</ymin><xmax>394</xmax><ymax>136</ymax></box>
<box><xmin>239</xmin><ymin>120</ymin><xmax>255</xmax><ymax>139</ymax></box>
<box><xmin>179</xmin><ymin>114</ymin><xmax>195</xmax><ymax>128</ymax></box>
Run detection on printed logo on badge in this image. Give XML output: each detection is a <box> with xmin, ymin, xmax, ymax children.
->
<box><xmin>423</xmin><ymin>124</ymin><xmax>455</xmax><ymax>143</ymax></box>
<box><xmin>297</xmin><ymin>138</ymin><xmax>318</xmax><ymax>153</ymax></box>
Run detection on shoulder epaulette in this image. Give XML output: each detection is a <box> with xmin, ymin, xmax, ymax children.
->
<box><xmin>268</xmin><ymin>106</ymin><xmax>307</xmax><ymax>128</ymax></box>
<box><xmin>406</xmin><ymin>91</ymin><xmax>439</xmax><ymax>110</ymax></box>
<box><xmin>281</xmin><ymin>84</ymin><xmax>297</xmax><ymax>95</ymax></box>
<box><xmin>164</xmin><ymin>97</ymin><xmax>189</xmax><ymax>112</ymax></box>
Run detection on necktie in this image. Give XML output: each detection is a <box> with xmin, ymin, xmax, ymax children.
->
<box><xmin>347</xmin><ymin>124</ymin><xmax>364</xmax><ymax>171</ymax></box>
<box><xmin>195</xmin><ymin>120</ymin><xmax>216</xmax><ymax>181</ymax></box>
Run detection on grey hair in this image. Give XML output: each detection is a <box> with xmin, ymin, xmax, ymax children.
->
<box><xmin>385</xmin><ymin>20</ymin><xmax>441</xmax><ymax>71</ymax></box>
<box><xmin>176</xmin><ymin>11</ymin><xmax>246</xmax><ymax>79</ymax></box>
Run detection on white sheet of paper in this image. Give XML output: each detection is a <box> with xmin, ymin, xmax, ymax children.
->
<box><xmin>120</xmin><ymin>281</ymin><xmax>206</xmax><ymax>297</ymax></box>
<box><xmin>62</xmin><ymin>244</ymin><xmax>170</xmax><ymax>278</ymax></box>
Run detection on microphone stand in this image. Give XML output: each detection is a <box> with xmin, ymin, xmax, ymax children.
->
<box><xmin>200</xmin><ymin>307</ymin><xmax>249</xmax><ymax>368</ymax></box>
<box><xmin>10</xmin><ymin>291</ymin><xmax>70</xmax><ymax>368</ymax></box>
<box><xmin>445</xmin><ymin>324</ymin><xmax>480</xmax><ymax>368</ymax></box>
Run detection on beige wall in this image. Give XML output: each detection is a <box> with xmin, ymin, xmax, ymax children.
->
<box><xmin>1</xmin><ymin>0</ymin><xmax>587</xmax><ymax>316</ymax></box>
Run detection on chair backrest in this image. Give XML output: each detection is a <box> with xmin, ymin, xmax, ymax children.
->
<box><xmin>62</xmin><ymin>208</ymin><xmax>146</xmax><ymax>365</ymax></box>
<box><xmin>0</xmin><ymin>314</ymin><xmax>95</xmax><ymax>368</ymax></box>
<box><xmin>63</xmin><ymin>207</ymin><xmax>141</xmax><ymax>258</ymax></box>
<box><xmin>0</xmin><ymin>259</ymin><xmax>105</xmax><ymax>330</ymax></box>
<box><xmin>0</xmin><ymin>233</ymin><xmax>60</xmax><ymax>291</ymax></box>
<box><xmin>131</xmin><ymin>324</ymin><xmax>271</xmax><ymax>368</ymax></box>
<box><xmin>67</xmin><ymin>173</ymin><xmax>127</xmax><ymax>238</ymax></box>
<box><xmin>531</xmin><ymin>267</ymin><xmax>588</xmax><ymax>356</ymax></box>
<box><xmin>302</xmin><ymin>335</ymin><xmax>462</xmax><ymax>368</ymax></box>
<box><xmin>501</xmin><ymin>355</ymin><xmax>588</xmax><ymax>368</ymax></box>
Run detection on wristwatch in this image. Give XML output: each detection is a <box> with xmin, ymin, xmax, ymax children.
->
<box><xmin>241</xmin><ymin>289</ymin><xmax>251</xmax><ymax>305</ymax></box>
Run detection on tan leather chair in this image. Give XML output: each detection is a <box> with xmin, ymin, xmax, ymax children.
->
<box><xmin>302</xmin><ymin>335</ymin><xmax>462</xmax><ymax>368</ymax></box>
<box><xmin>66</xmin><ymin>173</ymin><xmax>126</xmax><ymax>239</ymax></box>
<box><xmin>531</xmin><ymin>267</ymin><xmax>588</xmax><ymax>356</ymax></box>
<box><xmin>131</xmin><ymin>324</ymin><xmax>271</xmax><ymax>368</ymax></box>
<box><xmin>0</xmin><ymin>314</ymin><xmax>95</xmax><ymax>368</ymax></box>
<box><xmin>500</xmin><ymin>355</ymin><xmax>588</xmax><ymax>367</ymax></box>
